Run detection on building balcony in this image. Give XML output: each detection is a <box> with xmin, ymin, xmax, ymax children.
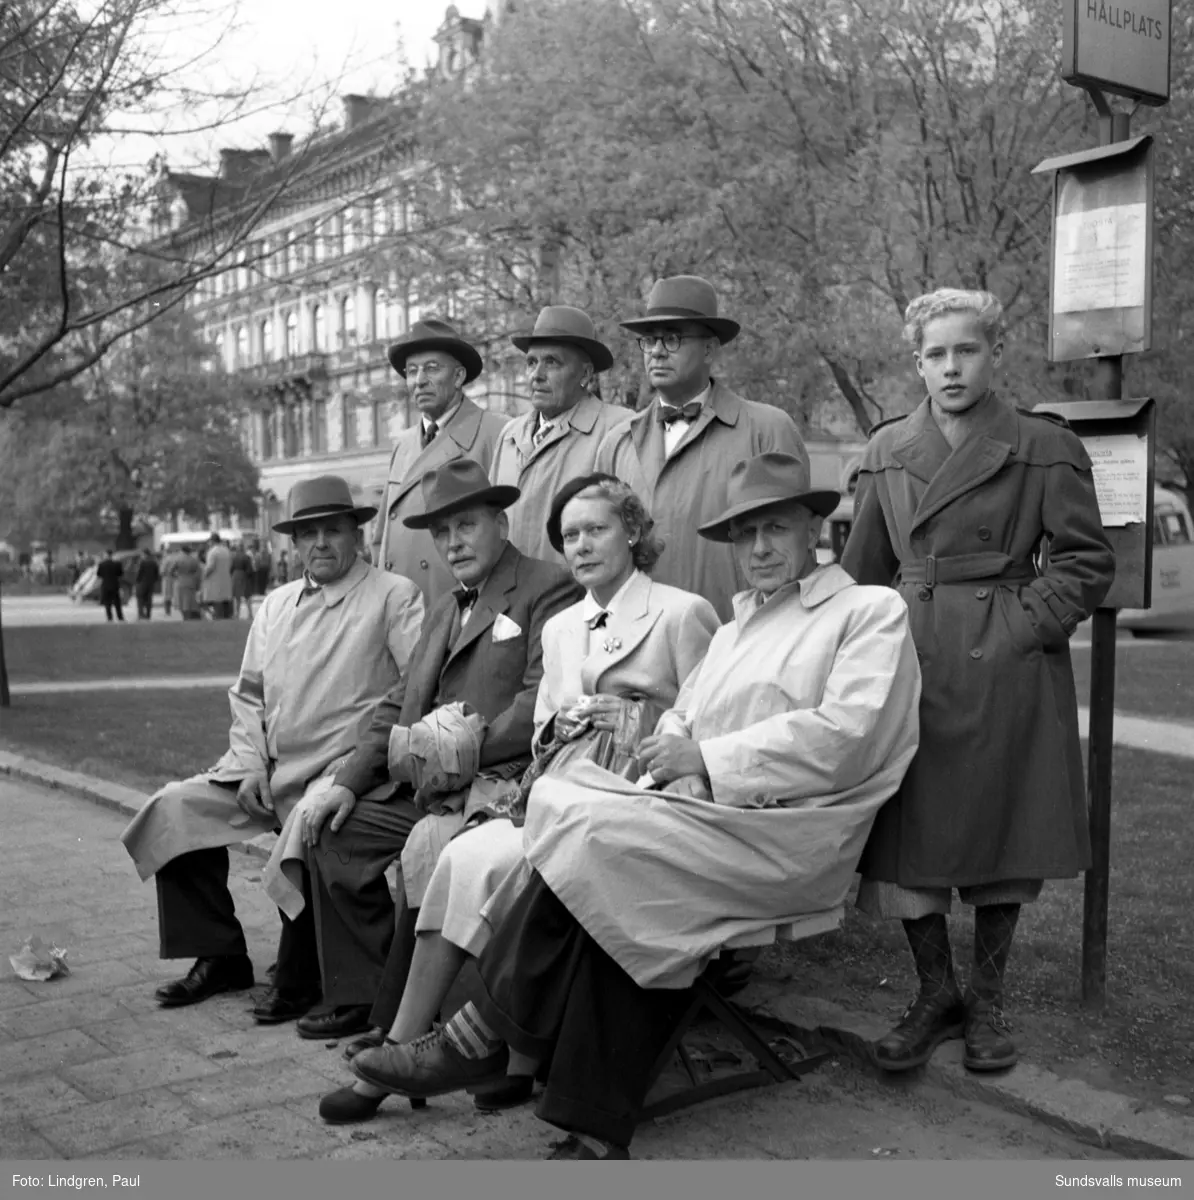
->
<box><xmin>240</xmin><ymin>353</ymin><xmax>329</xmax><ymax>395</ymax></box>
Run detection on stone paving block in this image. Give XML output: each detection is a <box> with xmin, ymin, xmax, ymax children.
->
<box><xmin>0</xmin><ymin>1119</ymin><xmax>62</xmax><ymax>1158</ymax></box>
<box><xmin>0</xmin><ymin>1073</ymin><xmax>92</xmax><ymax>1121</ymax></box>
<box><xmin>171</xmin><ymin>1058</ymin><xmax>338</xmax><ymax>1121</ymax></box>
<box><xmin>0</xmin><ymin>993</ymin><xmax>136</xmax><ymax>1041</ymax></box>
<box><xmin>13</xmin><ymin>958</ymin><xmax>149</xmax><ymax>999</ymax></box>
<box><xmin>27</xmin><ymin>1086</ymin><xmax>201</xmax><ymax>1158</ymax></box>
<box><xmin>55</xmin><ymin>931</ymin><xmax>158</xmax><ymax>969</ymax></box>
<box><xmin>182</xmin><ymin>1020</ymin><xmax>307</xmax><ymax>1068</ymax></box>
<box><xmin>0</xmin><ymin>1028</ymin><xmax>112</xmax><ymax>1082</ymax></box>
<box><xmin>0</xmin><ymin>979</ymin><xmax>41</xmax><ymax>1013</ymax></box>
<box><xmin>132</xmin><ymin>1102</ymin><xmax>344</xmax><ymax>1160</ymax></box>
<box><xmin>323</xmin><ymin>1130</ymin><xmax>456</xmax><ymax>1160</ymax></box>
<box><xmin>80</xmin><ymin>1007</ymin><xmax>234</xmax><ymax>1057</ymax></box>
<box><xmin>61</xmin><ymin>1045</ymin><xmax>223</xmax><ymax>1099</ymax></box>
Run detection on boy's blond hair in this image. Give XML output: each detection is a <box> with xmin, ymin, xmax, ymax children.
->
<box><xmin>902</xmin><ymin>288</ymin><xmax>1004</xmax><ymax>349</ymax></box>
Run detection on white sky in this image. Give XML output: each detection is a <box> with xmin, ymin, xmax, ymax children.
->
<box><xmin>102</xmin><ymin>0</ymin><xmax>492</xmax><ymax>174</ymax></box>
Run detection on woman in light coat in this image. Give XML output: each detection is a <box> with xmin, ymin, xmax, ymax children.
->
<box><xmin>172</xmin><ymin>548</ymin><xmax>203</xmax><ymax>620</ymax></box>
<box><xmin>319</xmin><ymin>472</ymin><xmax>720</xmax><ymax>1125</ymax></box>
<box><xmin>841</xmin><ymin>288</ymin><xmax>1115</xmax><ymax>1075</ymax></box>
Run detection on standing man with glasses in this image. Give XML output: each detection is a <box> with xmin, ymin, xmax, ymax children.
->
<box><xmin>373</xmin><ymin>319</ymin><xmax>508</xmax><ymax>606</ymax></box>
<box><xmin>595</xmin><ymin>275</ymin><xmax>809</xmax><ymax>621</ymax></box>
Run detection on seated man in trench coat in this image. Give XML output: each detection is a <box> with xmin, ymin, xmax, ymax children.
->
<box><xmin>120</xmin><ymin>477</ymin><xmax>425</xmax><ymax>1021</ymax></box>
<box><xmin>346</xmin><ymin>452</ymin><xmax>924</xmax><ymax>1158</ymax></box>
<box><xmin>291</xmin><ymin>458</ymin><xmax>580</xmax><ymax>1041</ymax></box>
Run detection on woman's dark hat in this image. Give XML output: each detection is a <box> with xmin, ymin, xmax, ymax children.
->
<box><xmin>510</xmin><ymin>306</ymin><xmax>614</xmax><ymax>373</ymax></box>
<box><xmin>402</xmin><ymin>459</ymin><xmax>521</xmax><ymax>529</ymax></box>
<box><xmin>545</xmin><ymin>472</ymin><xmax>621</xmax><ymax>554</ymax></box>
<box><xmin>698</xmin><ymin>453</ymin><xmax>840</xmax><ymax>542</ymax></box>
<box><xmin>272</xmin><ymin>476</ymin><xmax>378</xmax><ymax>534</ymax></box>
<box><xmin>387</xmin><ymin>318</ymin><xmax>484</xmax><ymax>383</ymax></box>
<box><xmin>619</xmin><ymin>275</ymin><xmax>740</xmax><ymax>345</ymax></box>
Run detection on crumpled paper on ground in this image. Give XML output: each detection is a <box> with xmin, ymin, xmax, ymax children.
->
<box><xmin>10</xmin><ymin>935</ymin><xmax>71</xmax><ymax>981</ymax></box>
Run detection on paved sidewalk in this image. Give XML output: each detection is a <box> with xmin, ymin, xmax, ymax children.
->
<box><xmin>1075</xmin><ymin>709</ymin><xmax>1194</xmax><ymax>759</ymax></box>
<box><xmin>0</xmin><ymin>776</ymin><xmax>1125</xmax><ymax>1162</ymax></box>
<box><xmin>8</xmin><ymin>675</ymin><xmax>236</xmax><ymax>696</ymax></box>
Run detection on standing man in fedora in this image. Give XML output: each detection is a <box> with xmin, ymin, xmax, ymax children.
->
<box><xmin>596</xmin><ymin>275</ymin><xmax>808</xmax><ymax>621</ymax></box>
<box><xmin>489</xmin><ymin>305</ymin><xmax>632</xmax><ymax>563</ymax></box>
<box><xmin>374</xmin><ymin>318</ymin><xmax>509</xmax><ymax>606</ymax></box>
<box><xmin>120</xmin><ymin>476</ymin><xmax>424</xmax><ymax>1022</ymax></box>
<box><xmin>298</xmin><ymin>459</ymin><xmax>579</xmax><ymax>1040</ymax></box>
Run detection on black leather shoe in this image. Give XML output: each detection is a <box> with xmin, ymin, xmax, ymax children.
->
<box><xmin>252</xmin><ymin>985</ymin><xmax>321</xmax><ymax>1025</ymax></box>
<box><xmin>470</xmin><ymin>1074</ymin><xmax>534</xmax><ymax>1112</ymax></box>
<box><xmin>155</xmin><ymin>956</ymin><xmax>255</xmax><ymax>1008</ymax></box>
<box><xmin>296</xmin><ymin>1005</ymin><xmax>374</xmax><ymax>1040</ymax></box>
<box><xmin>871</xmin><ymin>992</ymin><xmax>966</xmax><ymax>1072</ymax></box>
<box><xmin>343</xmin><ymin>1028</ymin><xmax>386</xmax><ymax>1060</ymax></box>
<box><xmin>319</xmin><ymin>1086</ymin><xmax>387</xmax><ymax>1125</ymax></box>
<box><xmin>963</xmin><ymin>997</ymin><xmax>1018</xmax><ymax>1072</ymax></box>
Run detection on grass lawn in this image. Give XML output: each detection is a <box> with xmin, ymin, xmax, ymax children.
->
<box><xmin>1070</xmin><ymin>638</ymin><xmax>1194</xmax><ymax>725</ymax></box>
<box><xmin>0</xmin><ymin>688</ymin><xmax>233</xmax><ymax>794</ymax></box>
<box><xmin>766</xmin><ymin>746</ymin><xmax>1194</xmax><ymax>1101</ymax></box>
<box><xmin>2</xmin><ymin>621</ymin><xmax>250</xmax><ymax>683</ymax></box>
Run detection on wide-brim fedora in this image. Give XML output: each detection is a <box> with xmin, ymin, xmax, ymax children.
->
<box><xmin>698</xmin><ymin>452</ymin><xmax>840</xmax><ymax>543</ymax></box>
<box><xmin>509</xmin><ymin>305</ymin><xmax>614</xmax><ymax>373</ymax></box>
<box><xmin>619</xmin><ymin>275</ymin><xmax>740</xmax><ymax>345</ymax></box>
<box><xmin>273</xmin><ymin>475</ymin><xmax>378</xmax><ymax>535</ymax></box>
<box><xmin>387</xmin><ymin>318</ymin><xmax>484</xmax><ymax>384</ymax></box>
<box><xmin>402</xmin><ymin>458</ymin><xmax>521</xmax><ymax>530</ymax></box>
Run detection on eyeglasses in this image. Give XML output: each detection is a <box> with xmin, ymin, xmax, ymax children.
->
<box><xmin>636</xmin><ymin>332</ymin><xmax>705</xmax><ymax>354</ymax></box>
<box><xmin>404</xmin><ymin>361</ymin><xmax>450</xmax><ymax>381</ymax></box>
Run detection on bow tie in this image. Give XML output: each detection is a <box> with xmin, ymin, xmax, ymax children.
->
<box><xmin>657</xmin><ymin>401</ymin><xmax>703</xmax><ymax>427</ymax></box>
<box><xmin>589</xmin><ymin>610</ymin><xmax>610</xmax><ymax>630</ymax></box>
<box><xmin>456</xmin><ymin>587</ymin><xmax>478</xmax><ymax>611</ymax></box>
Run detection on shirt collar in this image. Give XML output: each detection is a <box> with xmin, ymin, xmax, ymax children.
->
<box><xmin>733</xmin><ymin>563</ymin><xmax>854</xmax><ymax>624</ymax></box>
<box><xmin>581</xmin><ymin>569</ymin><xmax>639</xmax><ymax>625</ymax></box>
<box><xmin>295</xmin><ymin>555</ymin><xmax>369</xmax><ymax>609</ymax></box>
<box><xmin>655</xmin><ymin>382</ymin><xmax>711</xmax><ymax>415</ymax></box>
<box><xmin>424</xmin><ymin>399</ymin><xmax>462</xmax><ymax>434</ymax></box>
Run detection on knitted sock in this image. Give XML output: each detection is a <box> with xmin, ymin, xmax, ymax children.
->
<box><xmin>442</xmin><ymin>1001</ymin><xmax>502</xmax><ymax>1060</ymax></box>
<box><xmin>971</xmin><ymin>903</ymin><xmax>1021</xmax><ymax>1003</ymax></box>
<box><xmin>902</xmin><ymin>912</ymin><xmax>961</xmax><ymax>1003</ymax></box>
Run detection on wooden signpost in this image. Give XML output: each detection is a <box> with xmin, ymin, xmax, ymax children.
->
<box><xmin>1032</xmin><ymin>0</ymin><xmax>1171</xmax><ymax>1009</ymax></box>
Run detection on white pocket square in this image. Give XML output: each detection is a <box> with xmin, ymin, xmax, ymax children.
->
<box><xmin>491</xmin><ymin>613</ymin><xmax>522</xmax><ymax>642</ymax></box>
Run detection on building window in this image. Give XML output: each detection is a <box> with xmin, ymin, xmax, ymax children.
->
<box><xmin>371</xmin><ymin>398</ymin><xmax>386</xmax><ymax>447</ymax></box>
<box><xmin>234</xmin><ymin>325</ymin><xmax>248</xmax><ymax>368</ymax></box>
<box><xmin>311</xmin><ymin>398</ymin><xmax>327</xmax><ymax>454</ymax></box>
<box><xmin>368</xmin><ymin>287</ymin><xmax>379</xmax><ymax>341</ymax></box>
<box><xmin>283</xmin><ymin>404</ymin><xmax>301</xmax><ymax>458</ymax></box>
<box><xmin>260</xmin><ymin>319</ymin><xmax>273</xmax><ymax>362</ymax></box>
<box><xmin>261</xmin><ymin>410</ymin><xmax>275</xmax><ymax>460</ymax></box>
<box><xmin>340</xmin><ymin>294</ymin><xmax>356</xmax><ymax>346</ymax></box>
<box><xmin>284</xmin><ymin>311</ymin><xmax>298</xmax><ymax>357</ymax></box>
<box><xmin>334</xmin><ymin>212</ymin><xmax>346</xmax><ymax>257</ymax></box>
<box><xmin>237</xmin><ymin>250</ymin><xmax>249</xmax><ymax>292</ymax></box>
<box><xmin>342</xmin><ymin>395</ymin><xmax>359</xmax><ymax>449</ymax></box>
<box><xmin>313</xmin><ymin>304</ymin><xmax>325</xmax><ymax>352</ymax></box>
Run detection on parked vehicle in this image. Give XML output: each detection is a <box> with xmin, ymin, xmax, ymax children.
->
<box><xmin>1118</xmin><ymin>487</ymin><xmax>1194</xmax><ymax>636</ymax></box>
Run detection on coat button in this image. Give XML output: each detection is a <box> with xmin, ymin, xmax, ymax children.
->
<box><xmin>420</xmin><ymin>559</ymin><xmax>429</xmax><ymax>569</ymax></box>
<box><xmin>384</xmin><ymin>560</ymin><xmax>393</xmax><ymax>570</ymax></box>
<box><xmin>975</xmin><ymin>587</ymin><xmax>990</xmax><ymax>599</ymax></box>
<box><xmin>977</xmin><ymin>526</ymin><xmax>992</xmax><ymax>541</ymax></box>
<box><xmin>970</xmin><ymin>648</ymin><xmax>983</xmax><ymax>659</ymax></box>
<box><xmin>917</xmin><ymin>586</ymin><xmax>932</xmax><ymax>601</ymax></box>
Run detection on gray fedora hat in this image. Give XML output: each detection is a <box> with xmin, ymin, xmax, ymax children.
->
<box><xmin>619</xmin><ymin>275</ymin><xmax>740</xmax><ymax>345</ymax></box>
<box><xmin>402</xmin><ymin>459</ymin><xmax>521</xmax><ymax>530</ymax></box>
<box><xmin>273</xmin><ymin>475</ymin><xmax>378</xmax><ymax>534</ymax></box>
<box><xmin>387</xmin><ymin>318</ymin><xmax>484</xmax><ymax>383</ymax></box>
<box><xmin>509</xmin><ymin>305</ymin><xmax>614</xmax><ymax>372</ymax></box>
<box><xmin>698</xmin><ymin>453</ymin><xmax>840</xmax><ymax>543</ymax></box>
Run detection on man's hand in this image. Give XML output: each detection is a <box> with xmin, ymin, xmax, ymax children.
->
<box><xmin>235</xmin><ymin>772</ymin><xmax>274</xmax><ymax>822</ymax></box>
<box><xmin>302</xmin><ymin>784</ymin><xmax>357</xmax><ymax>847</ymax></box>
<box><xmin>637</xmin><ymin>734</ymin><xmax>708</xmax><ymax>785</ymax></box>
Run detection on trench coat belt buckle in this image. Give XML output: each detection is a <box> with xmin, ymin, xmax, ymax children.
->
<box><xmin>898</xmin><ymin>553</ymin><xmax>1037</xmax><ymax>589</ymax></box>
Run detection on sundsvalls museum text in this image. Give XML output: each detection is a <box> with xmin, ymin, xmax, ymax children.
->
<box><xmin>1085</xmin><ymin>2</ymin><xmax>1165</xmax><ymax>38</ymax></box>
<box><xmin>1055</xmin><ymin>1176</ymin><xmax>1184</xmax><ymax>1189</ymax></box>
<box><xmin>11</xmin><ymin>1178</ymin><xmax>139</xmax><ymax>1190</ymax></box>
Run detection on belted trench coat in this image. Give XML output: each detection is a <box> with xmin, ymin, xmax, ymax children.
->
<box><xmin>841</xmin><ymin>396</ymin><xmax>1116</xmax><ymax>888</ymax></box>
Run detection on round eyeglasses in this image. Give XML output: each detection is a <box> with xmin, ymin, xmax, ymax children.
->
<box><xmin>635</xmin><ymin>332</ymin><xmax>705</xmax><ymax>354</ymax></box>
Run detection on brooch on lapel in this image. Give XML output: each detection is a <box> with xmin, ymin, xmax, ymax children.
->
<box><xmin>602</xmin><ymin>636</ymin><xmax>623</xmax><ymax>654</ymax></box>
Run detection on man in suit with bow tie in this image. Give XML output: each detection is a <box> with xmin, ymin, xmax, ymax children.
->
<box><xmin>489</xmin><ymin>305</ymin><xmax>632</xmax><ymax>563</ymax></box>
<box><xmin>297</xmin><ymin>458</ymin><xmax>580</xmax><ymax>1040</ymax></box>
<box><xmin>372</xmin><ymin>319</ymin><xmax>509</xmax><ymax>607</ymax></box>
<box><xmin>595</xmin><ymin>275</ymin><xmax>809</xmax><ymax>622</ymax></box>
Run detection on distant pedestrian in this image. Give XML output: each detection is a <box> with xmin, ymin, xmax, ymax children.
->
<box><xmin>135</xmin><ymin>552</ymin><xmax>161</xmax><ymax>620</ymax></box>
<box><xmin>253</xmin><ymin>543</ymin><xmax>272</xmax><ymax>595</ymax></box>
<box><xmin>276</xmin><ymin>549</ymin><xmax>290</xmax><ymax>585</ymax></box>
<box><xmin>160</xmin><ymin>548</ymin><xmax>180</xmax><ymax>617</ymax></box>
<box><xmin>202</xmin><ymin>533</ymin><xmax>234</xmax><ymax>619</ymax></box>
<box><xmin>96</xmin><ymin>550</ymin><xmax>126</xmax><ymax>622</ymax></box>
<box><xmin>174</xmin><ymin>547</ymin><xmax>202</xmax><ymax>620</ymax></box>
<box><xmin>230</xmin><ymin>544</ymin><xmax>254</xmax><ymax>619</ymax></box>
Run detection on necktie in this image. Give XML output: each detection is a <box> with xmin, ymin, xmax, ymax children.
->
<box><xmin>657</xmin><ymin>401</ymin><xmax>703</xmax><ymax>426</ymax></box>
<box><xmin>590</xmin><ymin>610</ymin><xmax>610</xmax><ymax>629</ymax></box>
<box><xmin>422</xmin><ymin>420</ymin><xmax>439</xmax><ymax>449</ymax></box>
<box><xmin>456</xmin><ymin>587</ymin><xmax>478</xmax><ymax>611</ymax></box>
<box><xmin>533</xmin><ymin>418</ymin><xmax>553</xmax><ymax>447</ymax></box>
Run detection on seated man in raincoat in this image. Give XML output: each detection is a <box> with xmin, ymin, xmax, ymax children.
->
<box><xmin>345</xmin><ymin>451</ymin><xmax>924</xmax><ymax>1158</ymax></box>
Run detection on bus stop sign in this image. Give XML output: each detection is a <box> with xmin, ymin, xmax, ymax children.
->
<box><xmin>1062</xmin><ymin>0</ymin><xmax>1172</xmax><ymax>106</ymax></box>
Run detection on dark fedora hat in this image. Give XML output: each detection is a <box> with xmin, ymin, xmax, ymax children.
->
<box><xmin>387</xmin><ymin>318</ymin><xmax>484</xmax><ymax>384</ymax></box>
<box><xmin>545</xmin><ymin>472</ymin><xmax>621</xmax><ymax>554</ymax></box>
<box><xmin>509</xmin><ymin>306</ymin><xmax>614</xmax><ymax>373</ymax></box>
<box><xmin>698</xmin><ymin>453</ymin><xmax>840</xmax><ymax>543</ymax></box>
<box><xmin>619</xmin><ymin>275</ymin><xmax>740</xmax><ymax>345</ymax></box>
<box><xmin>402</xmin><ymin>458</ymin><xmax>521</xmax><ymax>530</ymax></box>
<box><xmin>272</xmin><ymin>475</ymin><xmax>378</xmax><ymax>535</ymax></box>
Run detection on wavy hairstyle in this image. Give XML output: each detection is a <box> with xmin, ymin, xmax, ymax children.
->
<box><xmin>546</xmin><ymin>473</ymin><xmax>665</xmax><ymax>572</ymax></box>
<box><xmin>902</xmin><ymin>288</ymin><xmax>1005</xmax><ymax>349</ymax></box>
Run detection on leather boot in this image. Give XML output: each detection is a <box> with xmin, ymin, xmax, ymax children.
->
<box><xmin>964</xmin><ymin>903</ymin><xmax>1020</xmax><ymax>1072</ymax></box>
<box><xmin>872</xmin><ymin>913</ymin><xmax>965</xmax><ymax>1072</ymax></box>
